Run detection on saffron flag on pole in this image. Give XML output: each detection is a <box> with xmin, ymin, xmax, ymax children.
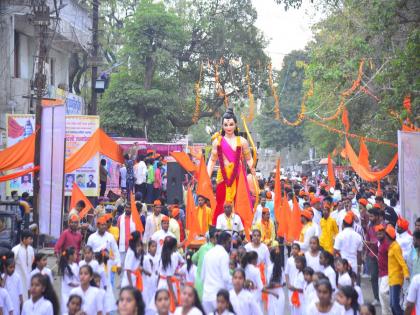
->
<box><xmin>196</xmin><ymin>156</ymin><xmax>216</xmax><ymax>211</ymax></box>
<box><xmin>282</xmin><ymin>195</ymin><xmax>292</xmax><ymax>241</ymax></box>
<box><xmin>274</xmin><ymin>159</ymin><xmax>287</xmax><ymax>238</ymax></box>
<box><xmin>288</xmin><ymin>197</ymin><xmax>303</xmax><ymax>241</ymax></box>
<box><xmin>130</xmin><ymin>192</ymin><xmax>144</xmax><ymax>233</ymax></box>
<box><xmin>327</xmin><ymin>153</ymin><xmax>336</xmax><ymax>189</ymax></box>
<box><xmin>70</xmin><ymin>183</ymin><xmax>94</xmax><ymax>219</ymax></box>
<box><xmin>235</xmin><ymin>169</ymin><xmax>254</xmax><ymax>240</ymax></box>
<box><xmin>358</xmin><ymin>138</ymin><xmax>370</xmax><ymax>170</ymax></box>
<box><xmin>184</xmin><ymin>186</ymin><xmax>199</xmax><ymax>247</ymax></box>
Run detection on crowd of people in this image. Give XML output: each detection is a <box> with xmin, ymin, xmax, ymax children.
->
<box><xmin>1</xmin><ymin>157</ymin><xmax>420</xmax><ymax>315</ymax></box>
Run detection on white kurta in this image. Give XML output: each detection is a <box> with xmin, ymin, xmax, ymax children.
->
<box><xmin>12</xmin><ymin>243</ymin><xmax>34</xmax><ymax>300</ymax></box>
<box><xmin>70</xmin><ymin>286</ymin><xmax>103</xmax><ymax>315</ymax></box>
<box><xmin>121</xmin><ymin>248</ymin><xmax>142</xmax><ymax>288</ymax></box>
<box><xmin>97</xmin><ymin>263</ymin><xmax>116</xmax><ymax>312</ymax></box>
<box><xmin>151</xmin><ymin>229</ymin><xmax>175</xmax><ymax>257</ymax></box>
<box><xmin>143</xmin><ymin>253</ymin><xmax>159</xmax><ymax>310</ymax></box>
<box><xmin>0</xmin><ymin>287</ymin><xmax>14</xmax><ymax>315</ymax></box>
<box><xmin>266</xmin><ymin>264</ymin><xmax>285</xmax><ymax>315</ymax></box>
<box><xmin>143</xmin><ymin>213</ymin><xmax>163</xmax><ymax>242</ymax></box>
<box><xmin>229</xmin><ymin>289</ymin><xmax>263</xmax><ymax>315</ymax></box>
<box><xmin>22</xmin><ymin>296</ymin><xmax>53</xmax><ymax>315</ymax></box>
<box><xmin>201</xmin><ymin>245</ymin><xmax>232</xmax><ymax>304</ymax></box>
<box><xmin>245</xmin><ymin>264</ymin><xmax>263</xmax><ymax>306</ymax></box>
<box><xmin>61</xmin><ymin>262</ymin><xmax>79</xmax><ymax>314</ymax></box>
<box><xmin>86</xmin><ymin>231</ymin><xmax>121</xmax><ymax>268</ymax></box>
<box><xmin>304</xmin><ymin>251</ymin><xmax>322</xmax><ymax>272</ymax></box>
<box><xmin>78</xmin><ymin>259</ymin><xmax>99</xmax><ymax>274</ymax></box>
<box><xmin>3</xmin><ymin>272</ymin><xmax>23</xmax><ymax>315</ymax></box>
<box><xmin>30</xmin><ymin>267</ymin><xmax>54</xmax><ymax>285</ymax></box>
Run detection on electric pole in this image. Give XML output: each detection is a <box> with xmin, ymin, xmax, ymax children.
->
<box><xmin>32</xmin><ymin>0</ymin><xmax>51</xmax><ymax>230</ymax></box>
<box><xmin>89</xmin><ymin>0</ymin><xmax>99</xmax><ymax>115</ymax></box>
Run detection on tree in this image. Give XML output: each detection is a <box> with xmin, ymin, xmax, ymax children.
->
<box><xmin>256</xmin><ymin>50</ymin><xmax>309</xmax><ymax>151</ymax></box>
<box><xmin>98</xmin><ymin>0</ymin><xmax>269</xmax><ymax>141</ymax></box>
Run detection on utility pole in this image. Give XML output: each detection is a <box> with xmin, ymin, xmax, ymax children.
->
<box><xmin>89</xmin><ymin>0</ymin><xmax>99</xmax><ymax>115</ymax></box>
<box><xmin>32</xmin><ymin>0</ymin><xmax>51</xmax><ymax>230</ymax></box>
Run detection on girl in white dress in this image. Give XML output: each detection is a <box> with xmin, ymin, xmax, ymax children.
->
<box><xmin>174</xmin><ymin>286</ymin><xmax>205</xmax><ymax>315</ymax></box>
<box><xmin>265</xmin><ymin>245</ymin><xmax>285</xmax><ymax>315</ymax></box>
<box><xmin>96</xmin><ymin>249</ymin><xmax>116</xmax><ymax>313</ymax></box>
<box><xmin>93</xmin><ymin>272</ymin><xmax>106</xmax><ymax>315</ymax></box>
<box><xmin>302</xmin><ymin>267</ymin><xmax>316</xmax><ymax>313</ymax></box>
<box><xmin>3</xmin><ymin>256</ymin><xmax>23</xmax><ymax>315</ymax></box>
<box><xmin>229</xmin><ymin>268</ymin><xmax>262</xmax><ymax>315</ymax></box>
<box><xmin>178</xmin><ymin>251</ymin><xmax>197</xmax><ymax>286</ymax></box>
<box><xmin>30</xmin><ymin>253</ymin><xmax>54</xmax><ymax>284</ymax></box>
<box><xmin>285</xmin><ymin>243</ymin><xmax>301</xmax><ymax>309</ymax></box>
<box><xmin>59</xmin><ymin>247</ymin><xmax>79</xmax><ymax>314</ymax></box>
<box><xmin>143</xmin><ymin>239</ymin><xmax>159</xmax><ymax>311</ymax></box>
<box><xmin>64</xmin><ymin>294</ymin><xmax>82</xmax><ymax>315</ymax></box>
<box><xmin>22</xmin><ymin>273</ymin><xmax>59</xmax><ymax>315</ymax></box>
<box><xmin>335</xmin><ymin>258</ymin><xmax>352</xmax><ymax>289</ymax></box>
<box><xmin>288</xmin><ymin>255</ymin><xmax>306</xmax><ymax>315</ymax></box>
<box><xmin>209</xmin><ymin>289</ymin><xmax>235</xmax><ymax>315</ymax></box>
<box><xmin>241</xmin><ymin>251</ymin><xmax>263</xmax><ymax>308</ymax></box>
<box><xmin>121</xmin><ymin>231</ymin><xmax>145</xmax><ymax>288</ymax></box>
<box><xmin>79</xmin><ymin>246</ymin><xmax>99</xmax><ymax>273</ymax></box>
<box><xmin>305</xmin><ymin>237</ymin><xmax>322</xmax><ymax>272</ymax></box>
<box><xmin>305</xmin><ymin>279</ymin><xmax>344</xmax><ymax>315</ymax></box>
<box><xmin>319</xmin><ymin>250</ymin><xmax>337</xmax><ymax>293</ymax></box>
<box><xmin>155</xmin><ymin>237</ymin><xmax>184</xmax><ymax>313</ymax></box>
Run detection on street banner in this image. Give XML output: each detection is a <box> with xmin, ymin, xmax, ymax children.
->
<box><xmin>39</xmin><ymin>104</ymin><xmax>66</xmax><ymax>237</ymax></box>
<box><xmin>6</xmin><ymin>114</ymin><xmax>35</xmax><ymax>196</ymax></box>
<box><xmin>65</xmin><ymin>115</ymin><xmax>100</xmax><ymax>196</ymax></box>
<box><xmin>398</xmin><ymin>131</ymin><xmax>420</xmax><ymax>228</ymax></box>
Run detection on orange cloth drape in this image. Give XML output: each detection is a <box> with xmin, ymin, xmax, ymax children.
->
<box><xmin>342</xmin><ymin>107</ymin><xmax>350</xmax><ymax>132</ymax></box>
<box><xmin>282</xmin><ymin>195</ymin><xmax>293</xmax><ymax>242</ymax></box>
<box><xmin>130</xmin><ymin>192</ymin><xmax>144</xmax><ymax>233</ymax></box>
<box><xmin>184</xmin><ymin>186</ymin><xmax>198</xmax><ymax>247</ymax></box>
<box><xmin>345</xmin><ymin>138</ymin><xmax>398</xmax><ymax>182</ymax></box>
<box><xmin>234</xmin><ymin>168</ymin><xmax>254</xmax><ymax>240</ymax></box>
<box><xmin>358</xmin><ymin>138</ymin><xmax>370</xmax><ymax>169</ymax></box>
<box><xmin>0</xmin><ymin>131</ymin><xmax>36</xmax><ymax>171</ymax></box>
<box><xmin>169</xmin><ymin>152</ymin><xmax>197</xmax><ymax>173</ymax></box>
<box><xmin>274</xmin><ymin>160</ymin><xmax>286</xmax><ymax>238</ymax></box>
<box><xmin>65</xmin><ymin>128</ymin><xmax>124</xmax><ymax>173</ymax></box>
<box><xmin>327</xmin><ymin>154</ymin><xmax>336</xmax><ymax>188</ymax></box>
<box><xmin>70</xmin><ymin>183</ymin><xmax>94</xmax><ymax>218</ymax></box>
<box><xmin>196</xmin><ymin>156</ymin><xmax>216</xmax><ymax>212</ymax></box>
<box><xmin>288</xmin><ymin>197</ymin><xmax>303</xmax><ymax>241</ymax></box>
<box><xmin>132</xmin><ymin>269</ymin><xmax>143</xmax><ymax>291</ymax></box>
<box><xmin>259</xmin><ymin>263</ymin><xmax>268</xmax><ymax>310</ymax></box>
<box><xmin>0</xmin><ymin>166</ymin><xmax>39</xmax><ymax>182</ymax></box>
<box><xmin>291</xmin><ymin>290</ymin><xmax>301</xmax><ymax>307</ymax></box>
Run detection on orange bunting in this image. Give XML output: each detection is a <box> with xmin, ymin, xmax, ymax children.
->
<box><xmin>130</xmin><ymin>192</ymin><xmax>144</xmax><ymax>233</ymax></box>
<box><xmin>70</xmin><ymin>183</ymin><xmax>94</xmax><ymax>219</ymax></box>
<box><xmin>342</xmin><ymin>107</ymin><xmax>350</xmax><ymax>133</ymax></box>
<box><xmin>0</xmin><ymin>130</ymin><xmax>37</xmax><ymax>172</ymax></box>
<box><xmin>268</xmin><ymin>64</ymin><xmax>280</xmax><ymax>120</ymax></box>
<box><xmin>0</xmin><ymin>166</ymin><xmax>39</xmax><ymax>182</ymax></box>
<box><xmin>345</xmin><ymin>138</ymin><xmax>398</xmax><ymax>182</ymax></box>
<box><xmin>403</xmin><ymin>95</ymin><xmax>412</xmax><ymax>113</ymax></box>
<box><xmin>358</xmin><ymin>138</ymin><xmax>370</xmax><ymax>169</ymax></box>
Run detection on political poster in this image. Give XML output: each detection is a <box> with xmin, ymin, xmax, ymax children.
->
<box><xmin>6</xmin><ymin>114</ymin><xmax>35</xmax><ymax>196</ymax></box>
<box><xmin>398</xmin><ymin>131</ymin><xmax>420</xmax><ymax>228</ymax></box>
<box><xmin>65</xmin><ymin>115</ymin><xmax>100</xmax><ymax>196</ymax></box>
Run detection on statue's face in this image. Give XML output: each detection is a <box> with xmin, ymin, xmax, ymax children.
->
<box><xmin>223</xmin><ymin>118</ymin><xmax>236</xmax><ymax>136</ymax></box>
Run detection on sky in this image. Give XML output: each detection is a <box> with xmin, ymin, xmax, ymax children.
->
<box><xmin>252</xmin><ymin>0</ymin><xmax>323</xmax><ymax>69</ymax></box>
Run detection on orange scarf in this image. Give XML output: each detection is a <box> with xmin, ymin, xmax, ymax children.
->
<box><xmin>131</xmin><ymin>269</ymin><xmax>143</xmax><ymax>291</ymax></box>
<box><xmin>291</xmin><ymin>290</ymin><xmax>300</xmax><ymax>307</ymax></box>
<box><xmin>160</xmin><ymin>275</ymin><xmax>181</xmax><ymax>312</ymax></box>
<box><xmin>259</xmin><ymin>263</ymin><xmax>268</xmax><ymax>310</ymax></box>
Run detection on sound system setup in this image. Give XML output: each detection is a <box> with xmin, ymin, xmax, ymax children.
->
<box><xmin>166</xmin><ymin>161</ymin><xmax>185</xmax><ymax>204</ymax></box>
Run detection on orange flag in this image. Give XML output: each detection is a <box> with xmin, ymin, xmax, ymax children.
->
<box><xmin>70</xmin><ymin>183</ymin><xmax>94</xmax><ymax>219</ymax></box>
<box><xmin>327</xmin><ymin>154</ymin><xmax>336</xmax><ymax>189</ymax></box>
<box><xmin>288</xmin><ymin>197</ymin><xmax>303</xmax><ymax>241</ymax></box>
<box><xmin>184</xmin><ymin>186</ymin><xmax>198</xmax><ymax>247</ymax></box>
<box><xmin>282</xmin><ymin>195</ymin><xmax>292</xmax><ymax>241</ymax></box>
<box><xmin>358</xmin><ymin>138</ymin><xmax>370</xmax><ymax>170</ymax></box>
<box><xmin>196</xmin><ymin>156</ymin><xmax>216</xmax><ymax>211</ymax></box>
<box><xmin>130</xmin><ymin>192</ymin><xmax>144</xmax><ymax>233</ymax></box>
<box><xmin>169</xmin><ymin>152</ymin><xmax>197</xmax><ymax>173</ymax></box>
<box><xmin>342</xmin><ymin>107</ymin><xmax>350</xmax><ymax>132</ymax></box>
<box><xmin>234</xmin><ymin>169</ymin><xmax>254</xmax><ymax>240</ymax></box>
<box><xmin>274</xmin><ymin>159</ymin><xmax>288</xmax><ymax>238</ymax></box>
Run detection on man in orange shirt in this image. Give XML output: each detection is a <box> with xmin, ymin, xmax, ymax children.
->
<box><xmin>196</xmin><ymin>195</ymin><xmax>213</xmax><ymax>236</ymax></box>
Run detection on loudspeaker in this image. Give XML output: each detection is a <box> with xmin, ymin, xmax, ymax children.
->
<box><xmin>166</xmin><ymin>162</ymin><xmax>185</xmax><ymax>204</ymax></box>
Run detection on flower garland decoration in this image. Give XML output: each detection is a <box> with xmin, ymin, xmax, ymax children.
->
<box><xmin>192</xmin><ymin>63</ymin><xmax>204</xmax><ymax>123</ymax></box>
<box><xmin>217</xmin><ymin>138</ymin><xmax>242</xmax><ymax>187</ymax></box>
<box><xmin>268</xmin><ymin>64</ymin><xmax>280</xmax><ymax>120</ymax></box>
<box><xmin>246</xmin><ymin>64</ymin><xmax>255</xmax><ymax>122</ymax></box>
<box><xmin>282</xmin><ymin>81</ymin><xmax>314</xmax><ymax>127</ymax></box>
<box><xmin>214</xmin><ymin>62</ymin><xmax>229</xmax><ymax>108</ymax></box>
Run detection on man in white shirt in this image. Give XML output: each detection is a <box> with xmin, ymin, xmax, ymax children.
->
<box><xmin>151</xmin><ymin>215</ymin><xmax>175</xmax><ymax>257</ymax></box>
<box><xmin>117</xmin><ymin>203</ymin><xmax>136</xmax><ymax>266</ymax></box>
<box><xmin>334</xmin><ymin>211</ymin><xmax>363</xmax><ymax>275</ymax></box>
<box><xmin>87</xmin><ymin>216</ymin><xmax>121</xmax><ymax>270</ymax></box>
<box><xmin>134</xmin><ymin>155</ymin><xmax>147</xmax><ymax>199</ymax></box>
<box><xmin>143</xmin><ymin>200</ymin><xmax>163</xmax><ymax>242</ymax></box>
<box><xmin>216</xmin><ymin>203</ymin><xmax>244</xmax><ymax>236</ymax></box>
<box><xmin>252</xmin><ymin>195</ymin><xmax>266</xmax><ymax>225</ymax></box>
<box><xmin>405</xmin><ymin>273</ymin><xmax>420</xmax><ymax>315</ymax></box>
<box><xmin>297</xmin><ymin>209</ymin><xmax>318</xmax><ymax>252</ymax></box>
<box><xmin>202</xmin><ymin>231</ymin><xmax>232</xmax><ymax>313</ymax></box>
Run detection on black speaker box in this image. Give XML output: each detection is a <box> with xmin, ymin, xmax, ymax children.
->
<box><xmin>166</xmin><ymin>161</ymin><xmax>185</xmax><ymax>204</ymax></box>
